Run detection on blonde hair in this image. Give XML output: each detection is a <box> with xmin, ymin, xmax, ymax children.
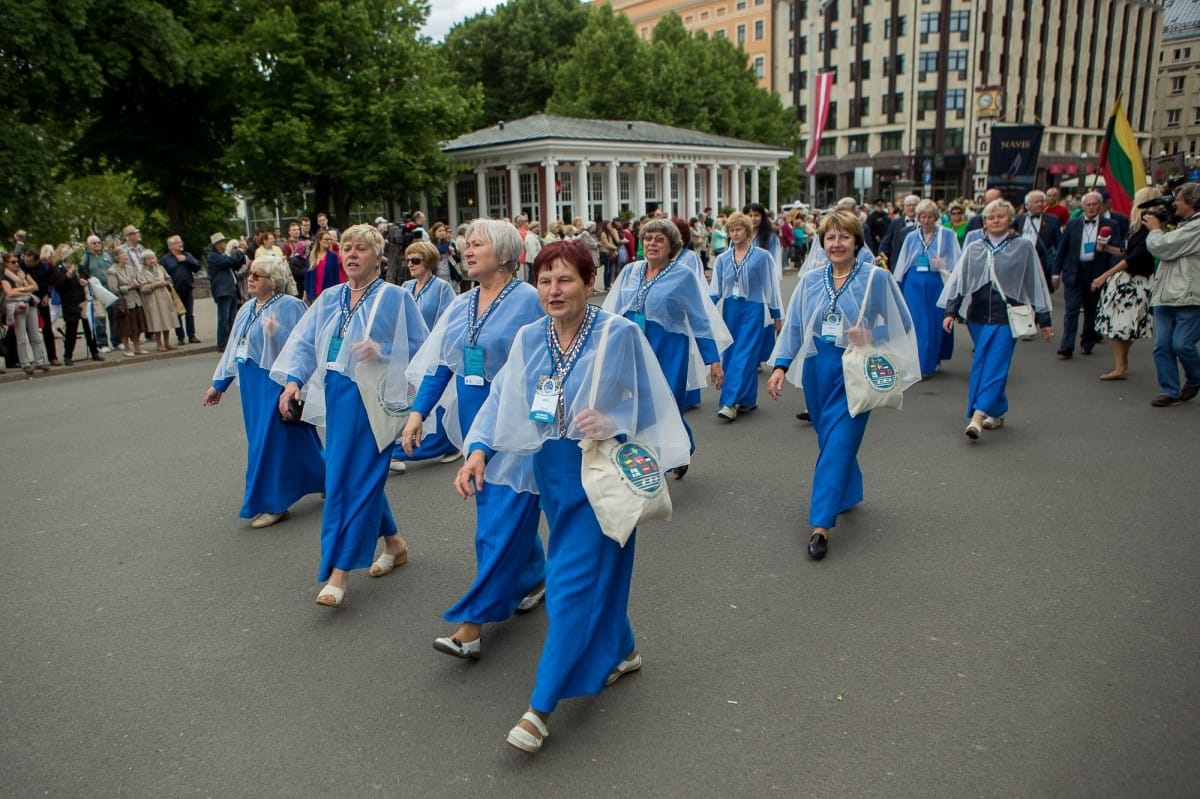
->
<box><xmin>339</xmin><ymin>223</ymin><xmax>385</xmax><ymax>257</ymax></box>
<box><xmin>1129</xmin><ymin>186</ymin><xmax>1159</xmax><ymax>231</ymax></box>
<box><xmin>405</xmin><ymin>240</ymin><xmax>439</xmax><ymax>270</ymax></box>
<box><xmin>724</xmin><ymin>212</ymin><xmax>754</xmax><ymax>237</ymax></box>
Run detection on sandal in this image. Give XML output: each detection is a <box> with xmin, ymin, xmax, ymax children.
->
<box><xmin>505</xmin><ymin>711</ymin><xmax>549</xmax><ymax>753</ymax></box>
<box><xmin>315</xmin><ymin>584</ymin><xmax>344</xmax><ymax>608</ymax></box>
<box><xmin>368</xmin><ymin>547</ymin><xmax>408</xmax><ymax>577</ymax></box>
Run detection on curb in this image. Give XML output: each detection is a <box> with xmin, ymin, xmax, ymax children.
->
<box><xmin>0</xmin><ymin>342</ymin><xmax>219</xmax><ymax>385</ymax></box>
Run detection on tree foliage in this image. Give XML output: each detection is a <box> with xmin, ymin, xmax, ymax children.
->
<box><xmin>549</xmin><ymin>10</ymin><xmax>796</xmax><ymax>150</ymax></box>
<box><xmin>228</xmin><ymin>0</ymin><xmax>479</xmax><ymax>228</ymax></box>
<box><xmin>441</xmin><ymin>0</ymin><xmax>589</xmax><ymax>127</ymax></box>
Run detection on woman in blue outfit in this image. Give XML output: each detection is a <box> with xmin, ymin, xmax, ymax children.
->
<box><xmin>401</xmin><ymin>218</ymin><xmax>547</xmax><ymax>660</ymax></box>
<box><xmin>203</xmin><ymin>257</ymin><xmax>324</xmax><ymax>529</ymax></box>
<box><xmin>710</xmin><ymin>211</ymin><xmax>783</xmax><ymax>421</ymax></box>
<box><xmin>273</xmin><ymin>225</ymin><xmax>428</xmax><ymax>608</ymax></box>
<box><xmin>457</xmin><ymin>239</ymin><xmax>690</xmax><ymax>753</ymax></box>
<box><xmin>388</xmin><ymin>241</ymin><xmax>461</xmax><ymax>473</ymax></box>
<box><xmin>938</xmin><ymin>199</ymin><xmax>1054</xmax><ymax>440</ymax></box>
<box><xmin>894</xmin><ymin>199</ymin><xmax>961</xmax><ymax>378</ymax></box>
<box><xmin>602</xmin><ymin>217</ymin><xmax>730</xmax><ymax>470</ymax></box>
<box><xmin>767</xmin><ymin>210</ymin><xmax>917</xmax><ymax>560</ymax></box>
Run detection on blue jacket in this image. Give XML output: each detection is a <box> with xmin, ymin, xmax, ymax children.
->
<box><xmin>207</xmin><ymin>247</ymin><xmax>246</xmax><ymax>299</ymax></box>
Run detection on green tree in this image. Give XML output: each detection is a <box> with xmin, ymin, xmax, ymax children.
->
<box><xmin>546</xmin><ymin>5</ymin><xmax>647</xmax><ymax>121</ymax></box>
<box><xmin>228</xmin><ymin>0</ymin><xmax>479</xmax><ymax>229</ymax></box>
<box><xmin>441</xmin><ymin>0</ymin><xmax>589</xmax><ymax>126</ymax></box>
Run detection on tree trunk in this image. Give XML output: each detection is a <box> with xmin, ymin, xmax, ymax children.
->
<box><xmin>163</xmin><ymin>181</ymin><xmax>185</xmax><ymax>236</ymax></box>
<box><xmin>314</xmin><ymin>175</ymin><xmax>332</xmax><ymax>225</ymax></box>
<box><xmin>331</xmin><ymin>180</ymin><xmax>354</xmax><ymax>232</ymax></box>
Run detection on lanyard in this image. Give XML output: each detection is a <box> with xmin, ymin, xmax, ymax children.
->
<box><xmin>409</xmin><ymin>277</ymin><xmax>432</xmax><ymax>302</ymax></box>
<box><xmin>546</xmin><ymin>304</ymin><xmax>599</xmax><ymax>384</ymax></box>
<box><xmin>635</xmin><ymin>259</ymin><xmax>677</xmax><ymax>313</ymax></box>
<box><xmin>467</xmin><ymin>278</ymin><xmax>519</xmax><ymax>347</ymax></box>
<box><xmin>338</xmin><ymin>278</ymin><xmax>383</xmax><ymax>337</ymax></box>
<box><xmin>920</xmin><ymin>228</ymin><xmax>939</xmax><ymax>259</ymax></box>
<box><xmin>823</xmin><ymin>259</ymin><xmax>862</xmax><ymax>314</ymax></box>
<box><xmin>730</xmin><ymin>243</ymin><xmax>755</xmax><ymax>287</ymax></box>
<box><xmin>239</xmin><ymin>293</ymin><xmax>284</xmax><ymax>339</ymax></box>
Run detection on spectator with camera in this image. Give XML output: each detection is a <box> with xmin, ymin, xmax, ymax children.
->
<box><xmin>1144</xmin><ymin>181</ymin><xmax>1200</xmax><ymax>407</ymax></box>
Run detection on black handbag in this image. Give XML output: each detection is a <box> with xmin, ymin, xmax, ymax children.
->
<box><xmin>279</xmin><ymin>396</ymin><xmax>306</xmax><ymax>426</ymax></box>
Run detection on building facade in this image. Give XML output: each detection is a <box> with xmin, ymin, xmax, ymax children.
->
<box><xmin>439</xmin><ymin>115</ymin><xmax>791</xmax><ymax>226</ymax></box>
<box><xmin>604</xmin><ymin>0</ymin><xmax>781</xmax><ymax>90</ymax></box>
<box><xmin>787</xmin><ymin>0</ymin><xmax>1167</xmax><ymax>204</ymax></box>
<box><xmin>1150</xmin><ymin>0</ymin><xmax>1200</xmax><ymax>179</ymax></box>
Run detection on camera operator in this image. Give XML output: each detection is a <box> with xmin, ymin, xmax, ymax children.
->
<box><xmin>1144</xmin><ymin>181</ymin><xmax>1200</xmax><ymax>407</ymax></box>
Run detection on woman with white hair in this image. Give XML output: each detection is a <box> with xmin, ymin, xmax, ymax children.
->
<box><xmin>203</xmin><ymin>256</ymin><xmax>324</xmax><ymax>529</ymax></box>
<box><xmin>401</xmin><ymin>218</ymin><xmax>547</xmax><ymax>659</ymax></box>
<box><xmin>274</xmin><ymin>225</ymin><xmax>428</xmax><ymax>607</ymax></box>
<box><xmin>894</xmin><ymin>198</ymin><xmax>961</xmax><ymax>377</ymax></box>
<box><xmin>938</xmin><ymin>199</ymin><xmax>1053</xmax><ymax>439</ymax></box>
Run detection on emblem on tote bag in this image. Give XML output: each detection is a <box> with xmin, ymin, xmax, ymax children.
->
<box><xmin>611</xmin><ymin>442</ymin><xmax>664</xmax><ymax>497</ymax></box>
<box><xmin>863</xmin><ymin>354</ymin><xmax>897</xmax><ymax>392</ymax></box>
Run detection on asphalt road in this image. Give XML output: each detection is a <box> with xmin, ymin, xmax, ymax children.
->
<box><xmin>2</xmin><ymin>279</ymin><xmax>1197</xmax><ymax>798</ymax></box>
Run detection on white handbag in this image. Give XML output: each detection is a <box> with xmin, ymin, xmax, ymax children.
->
<box><xmin>579</xmin><ymin>316</ymin><xmax>672</xmax><ymax>546</ymax></box>
<box><xmin>989</xmin><ymin>259</ymin><xmax>1037</xmax><ymax>339</ymax></box>
<box><xmin>841</xmin><ymin>271</ymin><xmax>905</xmax><ymax>418</ymax></box>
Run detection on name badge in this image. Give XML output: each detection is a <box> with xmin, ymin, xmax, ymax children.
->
<box><xmin>1083</xmin><ymin>241</ymin><xmax>1096</xmax><ymax>256</ymax></box>
<box><xmin>821</xmin><ymin>312</ymin><xmax>842</xmax><ymax>343</ymax></box>
<box><xmin>463</xmin><ymin>344</ymin><xmax>485</xmax><ymax>387</ymax></box>
<box><xmin>732</xmin><ymin>284</ymin><xmax>743</xmax><ymax>299</ymax></box>
<box><xmin>529</xmin><ymin>375</ymin><xmax>560</xmax><ymax>423</ymax></box>
<box><xmin>915</xmin><ymin>254</ymin><xmax>931</xmax><ymax>271</ymax></box>
<box><xmin>234</xmin><ymin>337</ymin><xmax>250</xmax><ymax>364</ymax></box>
<box><xmin>326</xmin><ymin>336</ymin><xmax>343</xmax><ymax>364</ymax></box>
<box><xmin>631</xmin><ymin>311</ymin><xmax>646</xmax><ymax>332</ymax></box>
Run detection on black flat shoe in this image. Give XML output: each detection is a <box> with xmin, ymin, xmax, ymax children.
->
<box><xmin>672</xmin><ymin>464</ymin><xmax>688</xmax><ymax>480</ymax></box>
<box><xmin>796</xmin><ymin>410</ymin><xmax>811</xmax><ymax>422</ymax></box>
<box><xmin>807</xmin><ymin>533</ymin><xmax>828</xmax><ymax>560</ymax></box>
<box><xmin>1056</xmin><ymin>350</ymin><xmax>1073</xmax><ymax>360</ymax></box>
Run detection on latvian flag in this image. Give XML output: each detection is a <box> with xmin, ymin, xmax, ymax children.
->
<box><xmin>804</xmin><ymin>71</ymin><xmax>836</xmax><ymax>175</ymax></box>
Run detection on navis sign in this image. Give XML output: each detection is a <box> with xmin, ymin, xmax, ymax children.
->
<box><xmin>988</xmin><ymin>125</ymin><xmax>1044</xmax><ymax>206</ymax></box>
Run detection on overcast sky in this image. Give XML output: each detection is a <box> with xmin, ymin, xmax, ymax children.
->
<box><xmin>422</xmin><ymin>0</ymin><xmax>503</xmax><ymax>41</ymax></box>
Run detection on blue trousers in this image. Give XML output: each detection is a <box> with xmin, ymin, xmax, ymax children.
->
<box><xmin>966</xmin><ymin>322</ymin><xmax>1017</xmax><ymax>419</ymax></box>
<box><xmin>1152</xmin><ymin>305</ymin><xmax>1200</xmax><ymax>397</ymax></box>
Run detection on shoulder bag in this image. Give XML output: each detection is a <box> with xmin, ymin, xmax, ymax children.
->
<box><xmin>989</xmin><ymin>257</ymin><xmax>1036</xmax><ymax>339</ymax></box>
<box><xmin>579</xmin><ymin>315</ymin><xmax>672</xmax><ymax>546</ymax></box>
<box><xmin>842</xmin><ymin>269</ymin><xmax>906</xmax><ymax>417</ymax></box>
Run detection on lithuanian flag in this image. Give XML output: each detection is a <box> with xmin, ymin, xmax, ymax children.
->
<box><xmin>1097</xmin><ymin>97</ymin><xmax>1146</xmax><ymax>217</ymax></box>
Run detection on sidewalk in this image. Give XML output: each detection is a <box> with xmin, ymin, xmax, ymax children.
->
<box><xmin>1</xmin><ymin>297</ymin><xmax>222</xmax><ymax>385</ymax></box>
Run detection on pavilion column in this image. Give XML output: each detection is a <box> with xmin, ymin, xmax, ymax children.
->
<box><xmin>607</xmin><ymin>160</ymin><xmax>620</xmax><ymax>220</ymax></box>
<box><xmin>541</xmin><ymin>158</ymin><xmax>557</xmax><ymax>226</ymax></box>
<box><xmin>577</xmin><ymin>159</ymin><xmax>590</xmax><ymax>222</ymax></box>
<box><xmin>662</xmin><ymin>161</ymin><xmax>673</xmax><ymax>216</ymax></box>
<box><xmin>686</xmin><ymin>162</ymin><xmax>697</xmax><ymax>217</ymax></box>
<box><xmin>508</xmin><ymin>163</ymin><xmax>521</xmax><ymax>219</ymax></box>
<box><xmin>708</xmin><ymin>164</ymin><xmax>719</xmax><ymax>212</ymax></box>
<box><xmin>769</xmin><ymin>164</ymin><xmax>779</xmax><ymax>212</ymax></box>
<box><xmin>750</xmin><ymin>165</ymin><xmax>761</xmax><ymax>206</ymax></box>
<box><xmin>475</xmin><ymin>166</ymin><xmax>487</xmax><ymax>220</ymax></box>
<box><xmin>447</xmin><ymin>176</ymin><xmax>459</xmax><ymax>227</ymax></box>
<box><xmin>635</xmin><ymin>160</ymin><xmax>647</xmax><ymax>218</ymax></box>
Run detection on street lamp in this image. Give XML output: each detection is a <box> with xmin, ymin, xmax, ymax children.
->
<box><xmin>1077</xmin><ymin>152</ymin><xmax>1089</xmax><ymax>193</ymax></box>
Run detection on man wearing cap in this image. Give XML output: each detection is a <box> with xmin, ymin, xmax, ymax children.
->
<box><xmin>206</xmin><ymin>232</ymin><xmax>247</xmax><ymax>353</ymax></box>
<box><xmin>119</xmin><ymin>225</ymin><xmax>147</xmax><ymax>273</ymax></box>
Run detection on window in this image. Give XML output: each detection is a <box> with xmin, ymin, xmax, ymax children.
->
<box><xmin>715</xmin><ymin>28</ymin><xmax>726</xmax><ymax>39</ymax></box>
<box><xmin>555</xmin><ymin>172</ymin><xmax>573</xmax><ymax>202</ymax></box>
<box><xmin>848</xmin><ymin>134</ymin><xmax>869</xmax><ymax>153</ymax></box>
<box><xmin>919</xmin><ymin>51</ymin><xmax>938</xmax><ymax>74</ymax></box>
<box><xmin>1171</xmin><ymin>76</ymin><xmax>1185</xmax><ymax>94</ymax></box>
<box><xmin>919</xmin><ymin>12</ymin><xmax>940</xmax><ymax>34</ymax></box>
<box><xmin>947</xmin><ymin>88</ymin><xmax>966</xmax><ymax>118</ymax></box>
<box><xmin>701</xmin><ymin>10</ymin><xmax>709</xmax><ymax>19</ymax></box>
<box><xmin>861</xmin><ymin>23</ymin><xmax>871</xmax><ymax>43</ymax></box>
<box><xmin>944</xmin><ymin>129</ymin><xmax>964</xmax><ymax>151</ymax></box>
<box><xmin>947</xmin><ymin>50</ymin><xmax>967</xmax><ymax>73</ymax></box>
<box><xmin>948</xmin><ymin>10</ymin><xmax>969</xmax><ymax>33</ymax></box>
<box><xmin>737</xmin><ymin>24</ymin><xmax>746</xmax><ymax>44</ymax></box>
<box><xmin>857</xmin><ymin>97</ymin><xmax>870</xmax><ymax>117</ymax></box>
<box><xmin>755</xmin><ymin>19</ymin><xmax>764</xmax><ymax>40</ymax></box>
<box><xmin>487</xmin><ymin>175</ymin><xmax>506</xmax><ymax>216</ymax></box>
<box><xmin>685</xmin><ymin>15</ymin><xmax>693</xmax><ymax>23</ymax></box>
<box><xmin>883</xmin><ymin>54</ymin><xmax>906</xmax><ymax>75</ymax></box>
<box><xmin>590</xmin><ymin>172</ymin><xmax>604</xmax><ymax>203</ymax></box>
<box><xmin>916</xmin><ymin>129</ymin><xmax>936</xmax><ymax>151</ymax></box>
<box><xmin>736</xmin><ymin>0</ymin><xmax>746</xmax><ymax>8</ymax></box>
<box><xmin>818</xmin><ymin>137</ymin><xmax>837</xmax><ymax>156</ymax></box>
<box><xmin>918</xmin><ymin>90</ymin><xmax>938</xmax><ymax>113</ymax></box>
<box><xmin>519</xmin><ymin>173</ymin><xmax>538</xmax><ymax>207</ymax></box>
<box><xmin>799</xmin><ymin>35</ymin><xmax>807</xmax><ymax>55</ymax></box>
<box><xmin>1166</xmin><ymin>109</ymin><xmax>1181</xmax><ymax>128</ymax></box>
<box><xmin>788</xmin><ymin>37</ymin><xmax>794</xmax><ymax>57</ymax></box>
<box><xmin>885</xmin><ymin>17</ymin><xmax>893</xmax><ymax>39</ymax></box>
<box><xmin>754</xmin><ymin>55</ymin><xmax>765</xmax><ymax>79</ymax></box>
<box><xmin>644</xmin><ymin>173</ymin><xmax>659</xmax><ymax>202</ymax></box>
<box><xmin>619</xmin><ymin>173</ymin><xmax>631</xmax><ymax>202</ymax></box>
<box><xmin>1194</xmin><ymin>107</ymin><xmax>1200</xmax><ymax>125</ymax></box>
<box><xmin>880</xmin><ymin>131</ymin><xmax>904</xmax><ymax>150</ymax></box>
<box><xmin>827</xmin><ymin>101</ymin><xmax>837</xmax><ymax>130</ymax></box>
<box><xmin>819</xmin><ymin>31</ymin><xmax>825</xmax><ymax>50</ymax></box>
<box><xmin>859</xmin><ymin>59</ymin><xmax>870</xmax><ymax>79</ymax></box>
<box><xmin>891</xmin><ymin>92</ymin><xmax>904</xmax><ymax>113</ymax></box>
<box><xmin>799</xmin><ymin>70</ymin><xmax>807</xmax><ymax>89</ymax></box>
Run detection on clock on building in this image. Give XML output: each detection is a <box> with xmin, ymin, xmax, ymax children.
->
<box><xmin>975</xmin><ymin>88</ymin><xmax>1001</xmax><ymax>118</ymax></box>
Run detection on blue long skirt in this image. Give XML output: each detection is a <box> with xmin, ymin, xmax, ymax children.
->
<box><xmin>390</xmin><ymin>406</ymin><xmax>458</xmax><ymax>462</ymax></box>
<box><xmin>318</xmin><ymin>371</ymin><xmax>398</xmax><ymax>581</ymax></box>
<box><xmin>901</xmin><ymin>270</ymin><xmax>954</xmax><ymax>375</ymax></box>
<box><xmin>443</xmin><ymin>376</ymin><xmax>545</xmax><ymax>624</ymax></box>
<box><xmin>641</xmin><ymin>319</ymin><xmax>696</xmax><ymax>452</ymax></box>
<box><xmin>237</xmin><ymin>360</ymin><xmax>325</xmax><ymax>518</ymax></box>
<box><xmin>801</xmin><ymin>338</ymin><xmax>869</xmax><ymax>529</ymax></box>
<box><xmin>966</xmin><ymin>322</ymin><xmax>1016</xmax><ymax>419</ymax></box>
<box><xmin>530</xmin><ymin>438</ymin><xmax>636</xmax><ymax>713</ymax></box>
<box><xmin>720</xmin><ymin>298</ymin><xmax>768</xmax><ymax>408</ymax></box>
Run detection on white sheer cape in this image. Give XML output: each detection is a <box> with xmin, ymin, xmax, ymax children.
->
<box><xmin>213</xmin><ymin>294</ymin><xmax>308</xmax><ymax>382</ymax></box>
<box><xmin>937</xmin><ymin>235</ymin><xmax>1052</xmax><ymax>319</ymax></box>
<box><xmin>893</xmin><ymin>226</ymin><xmax>962</xmax><ymax>284</ymax></box>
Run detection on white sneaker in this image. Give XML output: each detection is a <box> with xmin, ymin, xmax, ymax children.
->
<box><xmin>438</xmin><ymin>450</ymin><xmax>463</xmax><ymax>464</ymax></box>
<box><xmin>981</xmin><ymin>415</ymin><xmax>1005</xmax><ymax>430</ymax></box>
<box><xmin>116</xmin><ymin>343</ymin><xmax>126</xmax><ymax>351</ymax></box>
<box><xmin>717</xmin><ymin>405</ymin><xmax>738</xmax><ymax>421</ymax></box>
<box><xmin>99</xmin><ymin>346</ymin><xmax>112</xmax><ymax>354</ymax></box>
<box><xmin>388</xmin><ymin>460</ymin><xmax>407</xmax><ymax>474</ymax></box>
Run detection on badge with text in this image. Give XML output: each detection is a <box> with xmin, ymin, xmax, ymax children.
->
<box><xmin>915</xmin><ymin>254</ymin><xmax>931</xmax><ymax>272</ymax></box>
<box><xmin>529</xmin><ymin>375</ymin><xmax>560</xmax><ymax>423</ymax></box>
<box><xmin>631</xmin><ymin>311</ymin><xmax>646</xmax><ymax>332</ymax></box>
<box><xmin>234</xmin><ymin>337</ymin><xmax>250</xmax><ymax>364</ymax></box>
<box><xmin>326</xmin><ymin>335</ymin><xmax>343</xmax><ymax>364</ymax></box>
<box><xmin>463</xmin><ymin>344</ymin><xmax>485</xmax><ymax>386</ymax></box>
<box><xmin>821</xmin><ymin>312</ymin><xmax>842</xmax><ymax>343</ymax></box>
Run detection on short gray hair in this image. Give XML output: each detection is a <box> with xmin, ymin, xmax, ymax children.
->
<box><xmin>638</xmin><ymin>217</ymin><xmax>684</xmax><ymax>257</ymax></box>
<box><xmin>1024</xmin><ymin>190</ymin><xmax>1046</xmax><ymax>205</ymax></box>
<box><xmin>982</xmin><ymin>199</ymin><xmax>1015</xmax><ymax>221</ymax></box>
<box><xmin>1175</xmin><ymin>182</ymin><xmax>1200</xmax><ymax>207</ymax></box>
<box><xmin>255</xmin><ymin>256</ymin><xmax>296</xmax><ymax>295</ymax></box>
<box><xmin>466</xmin><ymin>218</ymin><xmax>523</xmax><ymax>271</ymax></box>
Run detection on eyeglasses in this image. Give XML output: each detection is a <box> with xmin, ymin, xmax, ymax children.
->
<box><xmin>950</xmin><ymin>209</ymin><xmax>963</xmax><ymax>215</ymax></box>
<box><xmin>406</xmin><ymin>257</ymin><xmax>425</xmax><ymax>265</ymax></box>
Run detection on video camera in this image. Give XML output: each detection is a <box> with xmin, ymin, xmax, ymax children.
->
<box><xmin>1138</xmin><ymin>175</ymin><xmax>1187</xmax><ymax>224</ymax></box>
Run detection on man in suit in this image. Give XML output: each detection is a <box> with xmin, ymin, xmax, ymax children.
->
<box><xmin>1054</xmin><ymin>191</ymin><xmax>1125</xmax><ymax>358</ymax></box>
<box><xmin>206</xmin><ymin>232</ymin><xmax>247</xmax><ymax>353</ymax></box>
<box><xmin>1012</xmin><ymin>189</ymin><xmax>1062</xmax><ymax>291</ymax></box>
<box><xmin>878</xmin><ymin>194</ymin><xmax>920</xmax><ymax>269</ymax></box>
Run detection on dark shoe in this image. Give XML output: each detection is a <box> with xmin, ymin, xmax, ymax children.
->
<box><xmin>63</xmin><ymin>357</ymin><xmax>73</xmax><ymax>366</ymax></box>
<box><xmin>1081</xmin><ymin>347</ymin><xmax>1094</xmax><ymax>355</ymax></box>
<box><xmin>1056</xmin><ymin>349</ymin><xmax>1073</xmax><ymax>360</ymax></box>
<box><xmin>50</xmin><ymin>359</ymin><xmax>61</xmax><ymax>366</ymax></box>
<box><xmin>188</xmin><ymin>337</ymin><xmax>202</xmax><ymax>344</ymax></box>
<box><xmin>1150</xmin><ymin>394</ymin><xmax>1181</xmax><ymax>407</ymax></box>
<box><xmin>37</xmin><ymin>364</ymin><xmax>51</xmax><ymax>372</ymax></box>
<box><xmin>90</xmin><ymin>354</ymin><xmax>105</xmax><ymax>362</ymax></box>
<box><xmin>672</xmin><ymin>464</ymin><xmax>688</xmax><ymax>480</ymax></box>
<box><xmin>796</xmin><ymin>410</ymin><xmax>811</xmax><ymax>422</ymax></box>
<box><xmin>176</xmin><ymin>339</ymin><xmax>187</xmax><ymax>347</ymax></box>
<box><xmin>1180</xmin><ymin>385</ymin><xmax>1199</xmax><ymax>402</ymax></box>
<box><xmin>807</xmin><ymin>533</ymin><xmax>828</xmax><ymax>560</ymax></box>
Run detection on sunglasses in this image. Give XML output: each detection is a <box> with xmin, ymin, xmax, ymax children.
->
<box><xmin>406</xmin><ymin>257</ymin><xmax>424</xmax><ymax>264</ymax></box>
<box><xmin>248</xmin><ymin>271</ymin><xmax>270</xmax><ymax>279</ymax></box>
